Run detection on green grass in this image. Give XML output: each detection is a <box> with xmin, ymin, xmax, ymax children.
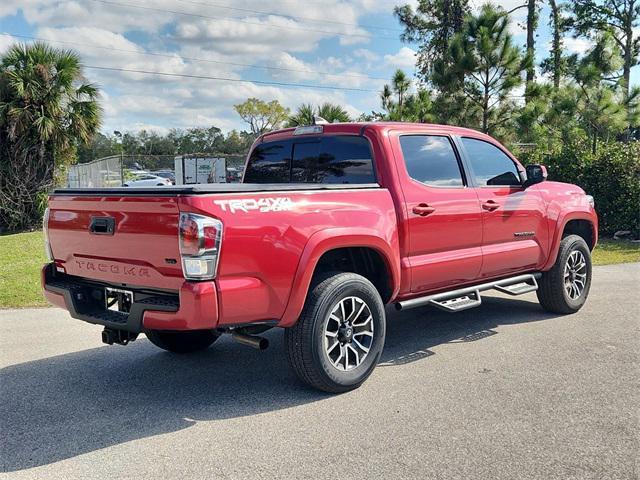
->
<box><xmin>592</xmin><ymin>238</ymin><xmax>640</xmax><ymax>266</ymax></box>
<box><xmin>0</xmin><ymin>231</ymin><xmax>638</xmax><ymax>309</ymax></box>
<box><xmin>0</xmin><ymin>231</ymin><xmax>48</xmax><ymax>308</ymax></box>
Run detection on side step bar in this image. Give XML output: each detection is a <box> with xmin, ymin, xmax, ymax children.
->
<box><xmin>395</xmin><ymin>273</ymin><xmax>541</xmax><ymax>312</ymax></box>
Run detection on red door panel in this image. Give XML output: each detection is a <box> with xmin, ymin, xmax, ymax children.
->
<box><xmin>390</xmin><ymin>132</ymin><xmax>484</xmax><ymax>293</ymax></box>
<box><xmin>457</xmin><ymin>136</ymin><xmax>548</xmax><ymax>279</ymax></box>
<box><xmin>476</xmin><ymin>187</ymin><xmax>548</xmax><ymax>277</ymax></box>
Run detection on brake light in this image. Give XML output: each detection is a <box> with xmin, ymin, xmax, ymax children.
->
<box><xmin>203</xmin><ymin>225</ymin><xmax>219</xmax><ymax>251</ymax></box>
<box><xmin>179</xmin><ymin>216</ymin><xmax>200</xmax><ymax>256</ymax></box>
<box><xmin>178</xmin><ymin>213</ymin><xmax>223</xmax><ymax>280</ymax></box>
<box><xmin>43</xmin><ymin>207</ymin><xmax>53</xmax><ymax>261</ymax></box>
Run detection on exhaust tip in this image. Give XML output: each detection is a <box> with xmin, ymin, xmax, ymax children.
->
<box><xmin>232</xmin><ymin>331</ymin><xmax>269</xmax><ymax>350</ymax></box>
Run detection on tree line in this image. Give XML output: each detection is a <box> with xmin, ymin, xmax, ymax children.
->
<box><xmin>380</xmin><ymin>0</ymin><xmax>639</xmax><ymax>154</ymax></box>
<box><xmin>1</xmin><ymin>0</ymin><xmax>638</xmax><ymax>232</ymax></box>
<box><xmin>231</xmin><ymin>0</ymin><xmax>639</xmax><ymax>156</ymax></box>
<box><xmin>76</xmin><ymin>127</ymin><xmax>255</xmax><ymax>163</ymax></box>
<box><xmin>229</xmin><ymin>0</ymin><xmax>639</xmax><ymax>235</ymax></box>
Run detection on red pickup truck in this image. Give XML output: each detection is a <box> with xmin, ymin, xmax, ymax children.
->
<box><xmin>42</xmin><ymin>122</ymin><xmax>597</xmax><ymax>392</ymax></box>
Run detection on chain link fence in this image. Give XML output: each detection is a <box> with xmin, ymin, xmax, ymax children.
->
<box><xmin>67</xmin><ymin>156</ymin><xmax>122</xmax><ymax>188</ymax></box>
<box><xmin>67</xmin><ymin>154</ymin><xmax>247</xmax><ymax>187</ymax></box>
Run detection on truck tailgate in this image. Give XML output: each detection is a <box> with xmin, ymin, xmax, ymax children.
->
<box><xmin>47</xmin><ymin>194</ymin><xmax>183</xmax><ymax>291</ymax></box>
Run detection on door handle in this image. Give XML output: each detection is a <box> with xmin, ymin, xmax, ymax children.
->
<box><xmin>482</xmin><ymin>200</ymin><xmax>500</xmax><ymax>211</ymax></box>
<box><xmin>412</xmin><ymin>204</ymin><xmax>436</xmax><ymax>216</ymax></box>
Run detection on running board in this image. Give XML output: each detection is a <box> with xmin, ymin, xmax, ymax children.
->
<box><xmin>395</xmin><ymin>273</ymin><xmax>541</xmax><ymax>312</ymax></box>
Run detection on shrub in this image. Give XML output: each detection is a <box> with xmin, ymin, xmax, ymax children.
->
<box><xmin>519</xmin><ymin>140</ymin><xmax>640</xmax><ymax>236</ymax></box>
<box><xmin>580</xmin><ymin>142</ymin><xmax>640</xmax><ymax>236</ymax></box>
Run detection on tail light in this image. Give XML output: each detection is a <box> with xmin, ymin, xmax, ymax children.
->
<box><xmin>43</xmin><ymin>207</ymin><xmax>53</xmax><ymax>261</ymax></box>
<box><xmin>179</xmin><ymin>213</ymin><xmax>223</xmax><ymax>280</ymax></box>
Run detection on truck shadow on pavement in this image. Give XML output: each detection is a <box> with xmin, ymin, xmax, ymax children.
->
<box><xmin>1</xmin><ymin>294</ymin><xmax>560</xmax><ymax>472</ymax></box>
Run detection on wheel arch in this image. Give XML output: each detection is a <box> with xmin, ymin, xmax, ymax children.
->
<box><xmin>543</xmin><ymin>213</ymin><xmax>598</xmax><ymax>271</ymax></box>
<box><xmin>279</xmin><ymin>228</ymin><xmax>401</xmax><ymax>327</ymax></box>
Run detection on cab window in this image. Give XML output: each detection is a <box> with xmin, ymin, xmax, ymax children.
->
<box><xmin>461</xmin><ymin>138</ymin><xmax>521</xmax><ymax>187</ymax></box>
<box><xmin>399</xmin><ymin>135</ymin><xmax>465</xmax><ymax>187</ymax></box>
<box><xmin>291</xmin><ymin>136</ymin><xmax>375</xmax><ymax>184</ymax></box>
<box><xmin>244</xmin><ymin>135</ymin><xmax>375</xmax><ymax>184</ymax></box>
<box><xmin>243</xmin><ymin>140</ymin><xmax>292</xmax><ymax>183</ymax></box>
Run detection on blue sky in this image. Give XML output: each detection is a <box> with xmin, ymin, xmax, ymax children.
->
<box><xmin>1</xmin><ymin>0</ymin><xmax>637</xmax><ymax>135</ymax></box>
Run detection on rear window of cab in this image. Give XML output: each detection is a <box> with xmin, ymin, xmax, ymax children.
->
<box><xmin>244</xmin><ymin>135</ymin><xmax>376</xmax><ymax>184</ymax></box>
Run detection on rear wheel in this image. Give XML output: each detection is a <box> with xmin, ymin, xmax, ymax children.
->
<box><xmin>146</xmin><ymin>329</ymin><xmax>219</xmax><ymax>353</ymax></box>
<box><xmin>537</xmin><ymin>234</ymin><xmax>592</xmax><ymax>314</ymax></box>
<box><xmin>285</xmin><ymin>272</ymin><xmax>386</xmax><ymax>393</ymax></box>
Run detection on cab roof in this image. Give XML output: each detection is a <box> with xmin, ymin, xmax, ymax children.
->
<box><xmin>258</xmin><ymin>122</ymin><xmax>494</xmax><ymax>144</ymax></box>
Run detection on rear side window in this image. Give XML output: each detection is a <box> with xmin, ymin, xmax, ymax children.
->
<box><xmin>399</xmin><ymin>135</ymin><xmax>464</xmax><ymax>187</ymax></box>
<box><xmin>243</xmin><ymin>140</ymin><xmax>292</xmax><ymax>183</ymax></box>
<box><xmin>461</xmin><ymin>137</ymin><xmax>521</xmax><ymax>187</ymax></box>
<box><xmin>292</xmin><ymin>136</ymin><xmax>375</xmax><ymax>184</ymax></box>
<box><xmin>244</xmin><ymin>135</ymin><xmax>375</xmax><ymax>184</ymax></box>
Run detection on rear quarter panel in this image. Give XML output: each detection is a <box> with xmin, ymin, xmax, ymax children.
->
<box><xmin>180</xmin><ymin>188</ymin><xmax>400</xmax><ymax>327</ymax></box>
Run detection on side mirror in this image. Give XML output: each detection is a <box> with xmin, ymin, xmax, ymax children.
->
<box><xmin>524</xmin><ymin>164</ymin><xmax>547</xmax><ymax>188</ymax></box>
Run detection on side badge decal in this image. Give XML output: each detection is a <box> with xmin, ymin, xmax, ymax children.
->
<box><xmin>214</xmin><ymin>197</ymin><xmax>294</xmax><ymax>213</ymax></box>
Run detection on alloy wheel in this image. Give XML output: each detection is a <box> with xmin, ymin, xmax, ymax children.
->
<box><xmin>323</xmin><ymin>296</ymin><xmax>374</xmax><ymax>371</ymax></box>
<box><xmin>564</xmin><ymin>250</ymin><xmax>587</xmax><ymax>300</ymax></box>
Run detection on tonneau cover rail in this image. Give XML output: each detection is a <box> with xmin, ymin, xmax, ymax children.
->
<box><xmin>53</xmin><ymin>183</ymin><xmax>381</xmax><ymax>196</ymax></box>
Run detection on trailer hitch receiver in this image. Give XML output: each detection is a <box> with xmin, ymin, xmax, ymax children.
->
<box><xmin>102</xmin><ymin>328</ymin><xmax>138</xmax><ymax>346</ymax></box>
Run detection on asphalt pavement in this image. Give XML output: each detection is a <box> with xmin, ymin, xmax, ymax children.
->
<box><xmin>1</xmin><ymin>263</ymin><xmax>638</xmax><ymax>479</ymax></box>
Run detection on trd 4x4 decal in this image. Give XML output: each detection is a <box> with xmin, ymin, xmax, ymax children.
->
<box><xmin>214</xmin><ymin>197</ymin><xmax>294</xmax><ymax>213</ymax></box>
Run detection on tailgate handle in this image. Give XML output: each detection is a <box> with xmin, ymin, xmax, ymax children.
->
<box><xmin>89</xmin><ymin>216</ymin><xmax>115</xmax><ymax>235</ymax></box>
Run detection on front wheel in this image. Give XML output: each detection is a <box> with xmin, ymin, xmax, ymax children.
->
<box><xmin>285</xmin><ymin>272</ymin><xmax>386</xmax><ymax>393</ymax></box>
<box><xmin>537</xmin><ymin>234</ymin><xmax>592</xmax><ymax>314</ymax></box>
<box><xmin>146</xmin><ymin>329</ymin><xmax>219</xmax><ymax>353</ymax></box>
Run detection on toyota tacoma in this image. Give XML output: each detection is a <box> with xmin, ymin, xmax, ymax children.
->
<box><xmin>42</xmin><ymin>122</ymin><xmax>597</xmax><ymax>392</ymax></box>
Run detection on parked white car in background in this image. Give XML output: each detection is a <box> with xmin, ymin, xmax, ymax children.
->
<box><xmin>123</xmin><ymin>175</ymin><xmax>172</xmax><ymax>187</ymax></box>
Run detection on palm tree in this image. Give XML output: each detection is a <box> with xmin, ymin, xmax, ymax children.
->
<box><xmin>286</xmin><ymin>104</ymin><xmax>315</xmax><ymax>127</ymax></box>
<box><xmin>0</xmin><ymin>42</ymin><xmax>101</xmax><ymax>230</ymax></box>
<box><xmin>407</xmin><ymin>89</ymin><xmax>434</xmax><ymax>123</ymax></box>
<box><xmin>378</xmin><ymin>71</ymin><xmax>434</xmax><ymax>123</ymax></box>
<box><xmin>316</xmin><ymin>103</ymin><xmax>350</xmax><ymax>123</ymax></box>
<box><xmin>391</xmin><ymin>69</ymin><xmax>411</xmax><ymax>111</ymax></box>
<box><xmin>380</xmin><ymin>84</ymin><xmax>393</xmax><ymax>112</ymax></box>
<box><xmin>286</xmin><ymin>103</ymin><xmax>351</xmax><ymax>127</ymax></box>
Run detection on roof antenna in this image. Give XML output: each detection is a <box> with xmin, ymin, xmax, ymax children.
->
<box><xmin>312</xmin><ymin>115</ymin><xmax>329</xmax><ymax>125</ymax></box>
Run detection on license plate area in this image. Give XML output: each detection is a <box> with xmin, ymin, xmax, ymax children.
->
<box><xmin>105</xmin><ymin>287</ymin><xmax>133</xmax><ymax>313</ymax></box>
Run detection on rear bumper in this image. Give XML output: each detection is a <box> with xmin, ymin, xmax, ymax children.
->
<box><xmin>41</xmin><ymin>264</ymin><xmax>219</xmax><ymax>332</ymax></box>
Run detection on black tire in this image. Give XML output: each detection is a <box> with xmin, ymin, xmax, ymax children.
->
<box><xmin>146</xmin><ymin>329</ymin><xmax>219</xmax><ymax>354</ymax></box>
<box><xmin>537</xmin><ymin>234</ymin><xmax>592</xmax><ymax>314</ymax></box>
<box><xmin>285</xmin><ymin>272</ymin><xmax>386</xmax><ymax>393</ymax></box>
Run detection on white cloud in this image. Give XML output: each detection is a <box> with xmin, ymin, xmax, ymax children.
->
<box><xmin>2</xmin><ymin>0</ymin><xmax>399</xmax><ymax>134</ymax></box>
<box><xmin>174</xmin><ymin>16</ymin><xmax>322</xmax><ymax>55</ymax></box>
<box><xmin>508</xmin><ymin>19</ymin><xmax>527</xmax><ymax>38</ymax></box>
<box><xmin>269</xmin><ymin>52</ymin><xmax>380</xmax><ymax>89</ymax></box>
<box><xmin>563</xmin><ymin>37</ymin><xmax>595</xmax><ymax>55</ymax></box>
<box><xmin>384</xmin><ymin>47</ymin><xmax>416</xmax><ymax>70</ymax></box>
<box><xmin>0</xmin><ymin>33</ymin><xmax>16</xmax><ymax>54</ymax></box>
<box><xmin>353</xmin><ymin>48</ymin><xmax>380</xmax><ymax>62</ymax></box>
